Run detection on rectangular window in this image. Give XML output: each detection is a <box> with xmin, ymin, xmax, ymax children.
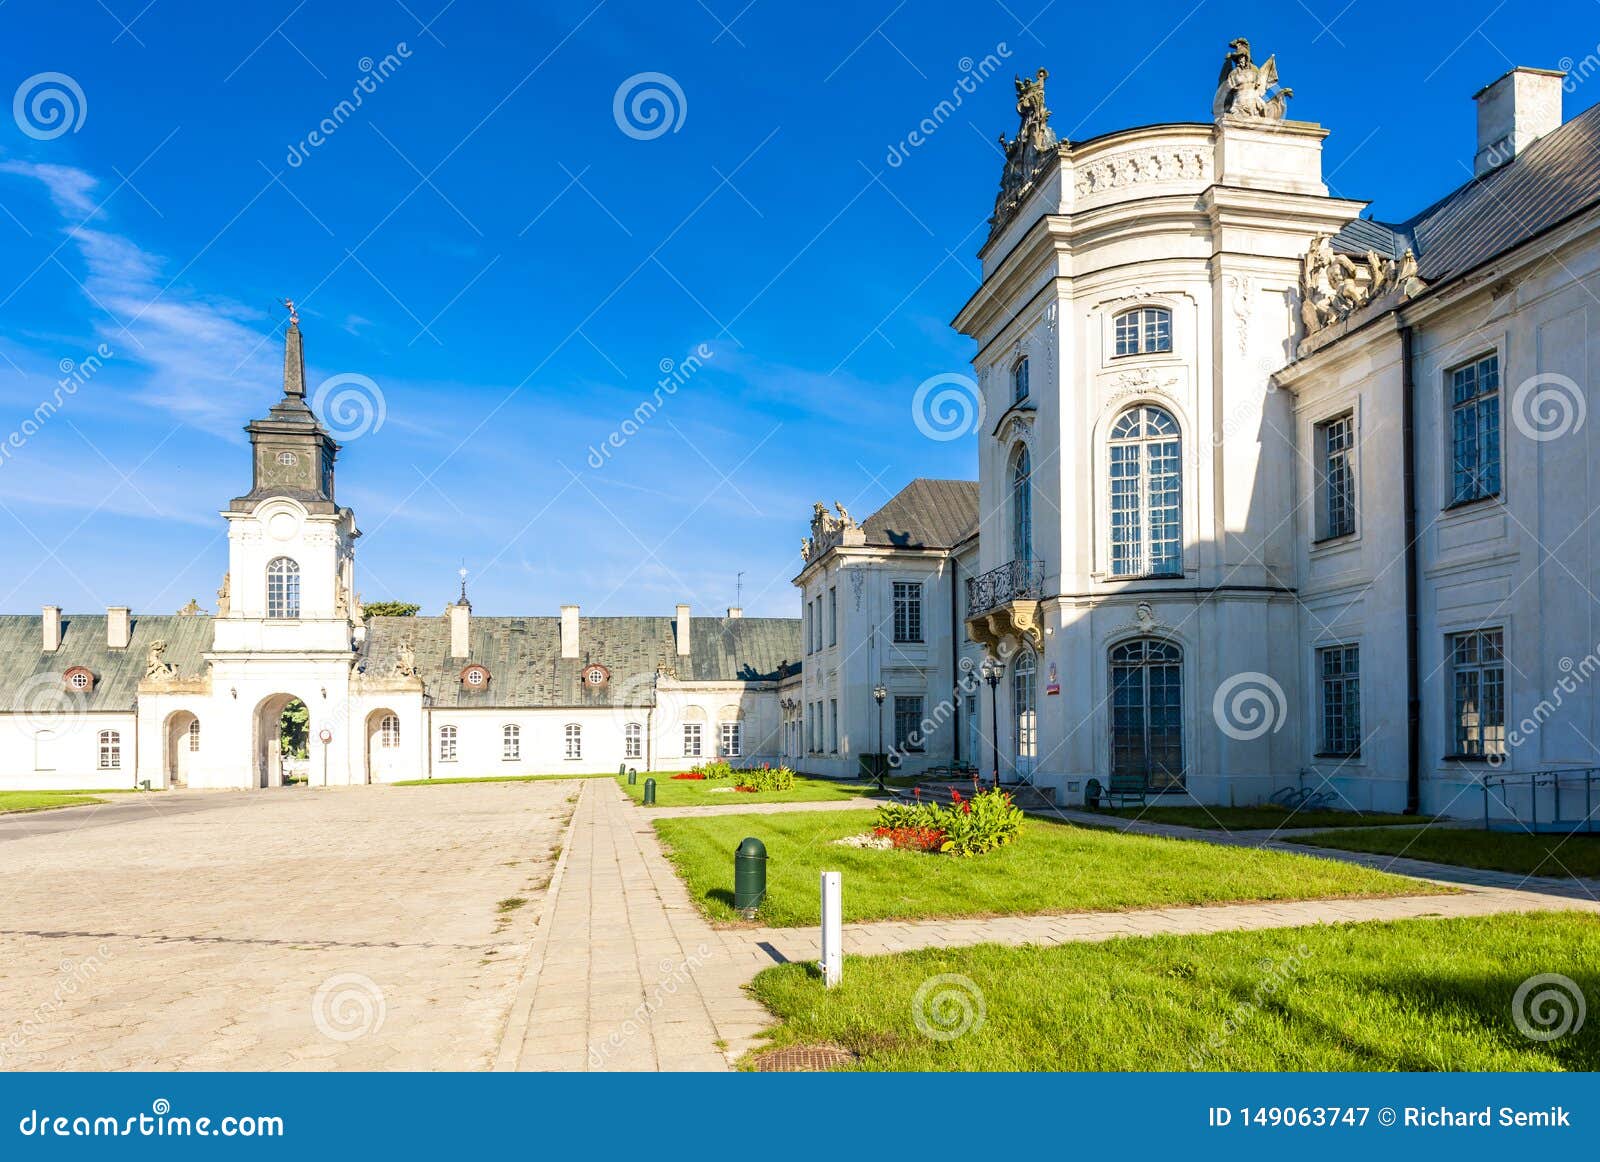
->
<box><xmin>98</xmin><ymin>731</ymin><xmax>121</xmax><ymax>770</ymax></box>
<box><xmin>1451</xmin><ymin>628</ymin><xmax>1506</xmax><ymax>757</ymax></box>
<box><xmin>683</xmin><ymin>723</ymin><xmax>702</xmax><ymax>758</ymax></box>
<box><xmin>1318</xmin><ymin>645</ymin><xmax>1361</xmax><ymax>756</ymax></box>
<box><xmin>565</xmin><ymin>724</ymin><xmax>581</xmax><ymax>760</ymax></box>
<box><xmin>719</xmin><ymin>721</ymin><xmax>742</xmax><ymax>758</ymax></box>
<box><xmin>893</xmin><ymin>695</ymin><xmax>925</xmax><ymax>753</ymax></box>
<box><xmin>502</xmin><ymin>725</ymin><xmax>520</xmax><ymax>761</ymax></box>
<box><xmin>829</xmin><ymin>699</ymin><xmax>839</xmax><ymax>752</ymax></box>
<box><xmin>802</xmin><ymin>605</ymin><xmax>811</xmax><ymax>655</ymax></box>
<box><xmin>1315</xmin><ymin>413</ymin><xmax>1356</xmax><ymax>540</ymax></box>
<box><xmin>828</xmin><ymin>586</ymin><xmax>837</xmax><ymax>646</ymax></box>
<box><xmin>1450</xmin><ymin>354</ymin><xmax>1501</xmax><ymax>504</ymax></box>
<box><xmin>438</xmin><ymin>725</ymin><xmax>457</xmax><ymax>762</ymax></box>
<box><xmin>892</xmin><ymin>581</ymin><xmax>923</xmax><ymax>643</ymax></box>
<box><xmin>624</xmin><ymin>722</ymin><xmax>642</xmax><ymax>760</ymax></box>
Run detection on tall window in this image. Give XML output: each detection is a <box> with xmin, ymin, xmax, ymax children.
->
<box><xmin>438</xmin><ymin>725</ymin><xmax>457</xmax><ymax>762</ymax></box>
<box><xmin>1013</xmin><ymin>650</ymin><xmax>1037</xmax><ymax>761</ymax></box>
<box><xmin>1010</xmin><ymin>444</ymin><xmax>1033</xmax><ymax>563</ymax></box>
<box><xmin>893</xmin><ymin>695</ymin><xmax>925</xmax><ymax>753</ymax></box>
<box><xmin>1109</xmin><ymin>639</ymin><xmax>1184</xmax><ymax>789</ymax></box>
<box><xmin>1450</xmin><ymin>353</ymin><xmax>1501</xmax><ymax>504</ymax></box>
<box><xmin>1451</xmin><ymin>629</ymin><xmax>1505</xmax><ymax>757</ymax></box>
<box><xmin>1113</xmin><ymin>307</ymin><xmax>1172</xmax><ymax>357</ymax></box>
<box><xmin>683</xmin><ymin>722</ymin><xmax>702</xmax><ymax>758</ymax></box>
<box><xmin>625</xmin><ymin>722</ymin><xmax>642</xmax><ymax>760</ymax></box>
<box><xmin>187</xmin><ymin>718</ymin><xmax>202</xmax><ymax>752</ymax></box>
<box><xmin>802</xmin><ymin>604</ymin><xmax>810</xmax><ymax>655</ymax></box>
<box><xmin>564</xmin><ymin>723</ymin><xmax>582</xmax><ymax>760</ymax></box>
<box><xmin>892</xmin><ymin>581</ymin><xmax>923</xmax><ymax>643</ymax></box>
<box><xmin>379</xmin><ymin>714</ymin><xmax>399</xmax><ymax>749</ymax></box>
<box><xmin>719</xmin><ymin>720</ymin><xmax>742</xmax><ymax>758</ymax></box>
<box><xmin>98</xmin><ymin>729</ymin><xmax>121</xmax><ymax>770</ymax></box>
<box><xmin>828</xmin><ymin>586</ymin><xmax>837</xmax><ymax>646</ymax></box>
<box><xmin>829</xmin><ymin>699</ymin><xmax>839</xmax><ymax>752</ymax></box>
<box><xmin>1108</xmin><ymin>405</ymin><xmax>1183</xmax><ymax>577</ymax></box>
<box><xmin>503</xmin><ymin>724</ymin><xmax>521</xmax><ymax>761</ymax></box>
<box><xmin>1318</xmin><ymin>645</ymin><xmax>1361</xmax><ymax>756</ymax></box>
<box><xmin>1315</xmin><ymin>413</ymin><xmax>1356</xmax><ymax>540</ymax></box>
<box><xmin>1012</xmin><ymin>356</ymin><xmax>1030</xmax><ymax>403</ymax></box>
<box><xmin>266</xmin><ymin>557</ymin><xmax>301</xmax><ymax>618</ymax></box>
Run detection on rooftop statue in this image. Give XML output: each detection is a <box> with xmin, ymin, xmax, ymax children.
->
<box><xmin>1213</xmin><ymin>38</ymin><xmax>1293</xmax><ymax>121</ymax></box>
<box><xmin>988</xmin><ymin>68</ymin><xmax>1059</xmax><ymax>238</ymax></box>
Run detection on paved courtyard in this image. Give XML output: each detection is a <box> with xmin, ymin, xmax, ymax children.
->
<box><xmin>0</xmin><ymin>781</ymin><xmax>575</xmax><ymax>1070</ymax></box>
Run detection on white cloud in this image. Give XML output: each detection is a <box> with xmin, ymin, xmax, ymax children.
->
<box><xmin>0</xmin><ymin>160</ymin><xmax>99</xmax><ymax>217</ymax></box>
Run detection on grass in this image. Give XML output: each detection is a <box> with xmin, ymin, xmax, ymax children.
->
<box><xmin>1087</xmin><ymin>804</ymin><xmax>1426</xmax><ymax>831</ymax></box>
<box><xmin>617</xmin><ymin>771</ymin><xmax>874</xmax><ymax>808</ymax></box>
<box><xmin>652</xmin><ymin>809</ymin><xmax>1445</xmax><ymax>927</ymax></box>
<box><xmin>744</xmin><ymin>912</ymin><xmax>1600</xmax><ymax>1071</ymax></box>
<box><xmin>0</xmin><ymin>791</ymin><xmax>108</xmax><ymax>814</ymax></box>
<box><xmin>392</xmin><ymin>772</ymin><xmax>619</xmax><ymax>786</ymax></box>
<box><xmin>1291</xmin><ymin>827</ymin><xmax>1600</xmax><ymax>878</ymax></box>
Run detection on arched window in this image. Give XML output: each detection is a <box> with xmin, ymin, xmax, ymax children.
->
<box><xmin>1108</xmin><ymin>639</ymin><xmax>1184</xmax><ymax>790</ymax></box>
<box><xmin>624</xmin><ymin>722</ymin><xmax>642</xmax><ymax>760</ymax></box>
<box><xmin>98</xmin><ymin>729</ymin><xmax>121</xmax><ymax>770</ymax></box>
<box><xmin>438</xmin><ymin>725</ymin><xmax>457</xmax><ymax>762</ymax></box>
<box><xmin>1012</xmin><ymin>356</ymin><xmax>1030</xmax><ymax>403</ymax></box>
<box><xmin>187</xmin><ymin>718</ymin><xmax>201</xmax><ymax>753</ymax></box>
<box><xmin>379</xmin><ymin>714</ymin><xmax>400</xmax><ymax>749</ymax></box>
<box><xmin>1113</xmin><ymin>307</ymin><xmax>1172</xmax><ymax>357</ymax></box>
<box><xmin>1010</xmin><ymin>444</ymin><xmax>1033</xmax><ymax>564</ymax></box>
<box><xmin>266</xmin><ymin>557</ymin><xmax>300</xmax><ymax>619</ymax></box>
<box><xmin>1013</xmin><ymin>650</ymin><xmax>1037</xmax><ymax>763</ymax></box>
<box><xmin>1109</xmin><ymin>405</ymin><xmax>1183</xmax><ymax>577</ymax></box>
<box><xmin>564</xmin><ymin>723</ymin><xmax>582</xmax><ymax>760</ymax></box>
<box><xmin>503</xmin><ymin>724</ymin><xmax>521</xmax><ymax>761</ymax></box>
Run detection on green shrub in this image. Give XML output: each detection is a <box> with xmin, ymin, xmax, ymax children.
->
<box><xmin>872</xmin><ymin>786</ymin><xmax>1024</xmax><ymax>856</ymax></box>
<box><xmin>694</xmin><ymin>759</ymin><xmax>736</xmax><ymax>780</ymax></box>
<box><xmin>736</xmin><ymin>764</ymin><xmax>796</xmax><ymax>793</ymax></box>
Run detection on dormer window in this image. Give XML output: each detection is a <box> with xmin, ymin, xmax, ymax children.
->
<box><xmin>461</xmin><ymin>664</ymin><xmax>490</xmax><ymax>689</ymax></box>
<box><xmin>1113</xmin><ymin>307</ymin><xmax>1172</xmax><ymax>357</ymax></box>
<box><xmin>582</xmin><ymin>663</ymin><xmax>610</xmax><ymax>687</ymax></box>
<box><xmin>63</xmin><ymin>666</ymin><xmax>94</xmax><ymax>693</ymax></box>
<box><xmin>1012</xmin><ymin>356</ymin><xmax>1030</xmax><ymax>403</ymax></box>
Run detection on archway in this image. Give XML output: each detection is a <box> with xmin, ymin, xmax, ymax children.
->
<box><xmin>165</xmin><ymin>711</ymin><xmax>200</xmax><ymax>788</ymax></box>
<box><xmin>255</xmin><ymin>694</ymin><xmax>310</xmax><ymax>788</ymax></box>
<box><xmin>364</xmin><ymin>708</ymin><xmax>401</xmax><ymax>785</ymax></box>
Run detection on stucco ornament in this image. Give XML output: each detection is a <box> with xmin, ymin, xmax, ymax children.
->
<box><xmin>1299</xmin><ymin>234</ymin><xmax>1424</xmax><ymax>333</ymax></box>
<box><xmin>1213</xmin><ymin>38</ymin><xmax>1293</xmax><ymax>121</ymax></box>
<box><xmin>988</xmin><ymin>68</ymin><xmax>1059</xmax><ymax>238</ymax></box>
<box><xmin>144</xmin><ymin>640</ymin><xmax>178</xmax><ymax>680</ymax></box>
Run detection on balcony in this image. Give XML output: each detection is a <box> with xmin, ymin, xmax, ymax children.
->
<box><xmin>965</xmin><ymin>559</ymin><xmax>1045</xmax><ymax>652</ymax></box>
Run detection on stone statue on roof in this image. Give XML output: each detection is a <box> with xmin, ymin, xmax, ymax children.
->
<box><xmin>145</xmin><ymin>640</ymin><xmax>177</xmax><ymax>680</ymax></box>
<box><xmin>1214</xmin><ymin>38</ymin><xmax>1293</xmax><ymax>121</ymax></box>
<box><xmin>393</xmin><ymin>639</ymin><xmax>418</xmax><ymax>678</ymax></box>
<box><xmin>988</xmin><ymin>68</ymin><xmax>1059</xmax><ymax>237</ymax></box>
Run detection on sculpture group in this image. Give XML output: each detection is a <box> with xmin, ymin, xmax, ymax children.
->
<box><xmin>1213</xmin><ymin>38</ymin><xmax>1293</xmax><ymax>121</ymax></box>
<box><xmin>1300</xmin><ymin>235</ymin><xmax>1423</xmax><ymax>334</ymax></box>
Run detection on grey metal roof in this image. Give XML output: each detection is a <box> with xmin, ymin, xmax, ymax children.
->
<box><xmin>1330</xmin><ymin>216</ymin><xmax>1410</xmax><ymax>259</ymax></box>
<box><xmin>359</xmin><ymin>614</ymin><xmax>801</xmax><ymax>708</ymax></box>
<box><xmin>0</xmin><ymin>614</ymin><xmax>213</xmax><ymax>711</ymax></box>
<box><xmin>861</xmin><ymin>478</ymin><xmax>979</xmax><ymax>550</ymax></box>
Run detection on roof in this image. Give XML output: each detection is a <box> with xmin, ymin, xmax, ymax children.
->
<box><xmin>0</xmin><ymin>614</ymin><xmax>213</xmax><ymax>712</ymax></box>
<box><xmin>359</xmin><ymin>614</ymin><xmax>801</xmax><ymax>708</ymax></box>
<box><xmin>861</xmin><ymin>478</ymin><xmax>979</xmax><ymax>550</ymax></box>
<box><xmin>1332</xmin><ymin>102</ymin><xmax>1600</xmax><ymax>284</ymax></box>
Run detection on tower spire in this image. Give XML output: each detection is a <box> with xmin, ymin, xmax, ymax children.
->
<box><xmin>282</xmin><ymin>299</ymin><xmax>305</xmax><ymax>399</ymax></box>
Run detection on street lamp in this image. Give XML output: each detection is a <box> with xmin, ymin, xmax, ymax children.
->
<box><xmin>981</xmin><ymin>657</ymin><xmax>1003</xmax><ymax>788</ymax></box>
<box><xmin>872</xmin><ymin>683</ymin><xmax>888</xmax><ymax>791</ymax></box>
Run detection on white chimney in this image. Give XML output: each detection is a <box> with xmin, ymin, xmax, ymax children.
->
<box><xmin>41</xmin><ymin>605</ymin><xmax>61</xmax><ymax>653</ymax></box>
<box><xmin>675</xmin><ymin>603</ymin><xmax>692</xmax><ymax>656</ymax></box>
<box><xmin>449</xmin><ymin>600</ymin><xmax>470</xmax><ymax>659</ymax></box>
<box><xmin>107</xmin><ymin>606</ymin><xmax>130</xmax><ymax>649</ymax></box>
<box><xmin>1474</xmin><ymin>66</ymin><xmax>1565</xmax><ymax>176</ymax></box>
<box><xmin>727</xmin><ymin>606</ymin><xmax>743</xmax><ymax>619</ymax></box>
<box><xmin>560</xmin><ymin>604</ymin><xmax>580</xmax><ymax>659</ymax></box>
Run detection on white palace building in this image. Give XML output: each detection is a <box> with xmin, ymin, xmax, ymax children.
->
<box><xmin>4</xmin><ymin>39</ymin><xmax>1599</xmax><ymax>821</ymax></box>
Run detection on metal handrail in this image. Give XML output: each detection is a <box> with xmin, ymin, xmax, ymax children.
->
<box><xmin>1481</xmin><ymin>767</ymin><xmax>1600</xmax><ymax>834</ymax></box>
<box><xmin>966</xmin><ymin>558</ymin><xmax>1045</xmax><ymax>617</ymax></box>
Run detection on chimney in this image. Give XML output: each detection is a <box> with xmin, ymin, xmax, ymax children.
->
<box><xmin>41</xmin><ymin>605</ymin><xmax>61</xmax><ymax>653</ymax></box>
<box><xmin>727</xmin><ymin>606</ymin><xmax>743</xmax><ymax>619</ymax></box>
<box><xmin>449</xmin><ymin>600</ymin><xmax>470</xmax><ymax>659</ymax></box>
<box><xmin>107</xmin><ymin>606</ymin><xmax>130</xmax><ymax>649</ymax></box>
<box><xmin>675</xmin><ymin>603</ymin><xmax>692</xmax><ymax>656</ymax></box>
<box><xmin>1474</xmin><ymin>67</ymin><xmax>1565</xmax><ymax>176</ymax></box>
<box><xmin>560</xmin><ymin>604</ymin><xmax>580</xmax><ymax>659</ymax></box>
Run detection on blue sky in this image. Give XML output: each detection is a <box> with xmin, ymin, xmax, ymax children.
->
<box><xmin>1</xmin><ymin>0</ymin><xmax>1596</xmax><ymax>618</ymax></box>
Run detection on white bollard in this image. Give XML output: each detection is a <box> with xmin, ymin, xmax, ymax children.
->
<box><xmin>819</xmin><ymin>870</ymin><xmax>842</xmax><ymax>988</ymax></box>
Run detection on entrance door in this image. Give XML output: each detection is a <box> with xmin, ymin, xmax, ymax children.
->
<box><xmin>1109</xmin><ymin>639</ymin><xmax>1184</xmax><ymax>791</ymax></box>
<box><xmin>1012</xmin><ymin>650</ymin><xmax>1037</xmax><ymax>780</ymax></box>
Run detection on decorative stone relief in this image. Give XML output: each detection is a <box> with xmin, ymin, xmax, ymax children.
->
<box><xmin>1227</xmin><ymin>276</ymin><xmax>1251</xmax><ymax>356</ymax></box>
<box><xmin>1300</xmin><ymin>234</ymin><xmax>1424</xmax><ymax>335</ymax></box>
<box><xmin>848</xmin><ymin>567</ymin><xmax>866</xmax><ymax>612</ymax></box>
<box><xmin>1074</xmin><ymin>147</ymin><xmax>1210</xmax><ymax>197</ymax></box>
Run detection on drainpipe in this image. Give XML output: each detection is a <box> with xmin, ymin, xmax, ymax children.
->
<box><xmin>1401</xmin><ymin>325</ymin><xmax>1421</xmax><ymax>815</ymax></box>
<box><xmin>950</xmin><ymin>556</ymin><xmax>961</xmax><ymax>765</ymax></box>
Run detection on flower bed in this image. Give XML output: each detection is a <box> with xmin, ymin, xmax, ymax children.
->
<box><xmin>735</xmin><ymin>764</ymin><xmax>797</xmax><ymax>793</ymax></box>
<box><xmin>671</xmin><ymin>772</ymin><xmax>706</xmax><ymax>780</ymax></box>
<box><xmin>873</xmin><ymin>784</ymin><xmax>1024</xmax><ymax>856</ymax></box>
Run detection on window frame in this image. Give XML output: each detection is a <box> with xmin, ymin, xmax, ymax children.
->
<box><xmin>1106</xmin><ymin>404</ymin><xmax>1184</xmax><ymax>579</ymax></box>
<box><xmin>1112</xmin><ymin>307</ymin><xmax>1173</xmax><ymax>358</ymax></box>
<box><xmin>719</xmin><ymin>720</ymin><xmax>743</xmax><ymax>759</ymax></box>
<box><xmin>1447</xmin><ymin>628</ymin><xmax>1506</xmax><ymax>759</ymax></box>
<box><xmin>266</xmin><ymin>556</ymin><xmax>301</xmax><ymax>619</ymax></box>
<box><xmin>379</xmin><ymin>714</ymin><xmax>399</xmax><ymax>750</ymax></box>
<box><xmin>1012</xmin><ymin>355</ymin><xmax>1030</xmax><ymax>403</ymax></box>
<box><xmin>683</xmin><ymin>722</ymin><xmax>702</xmax><ymax>759</ymax></box>
<box><xmin>503</xmin><ymin>723</ymin><xmax>521</xmax><ymax>762</ymax></box>
<box><xmin>438</xmin><ymin>724</ymin><xmax>457</xmax><ymax>762</ymax></box>
<box><xmin>1316</xmin><ymin>644</ymin><xmax>1362</xmax><ymax>757</ymax></box>
<box><xmin>564</xmin><ymin>723</ymin><xmax>581</xmax><ymax>761</ymax></box>
<box><xmin>98</xmin><ymin>729</ymin><xmax>121</xmax><ymax>770</ymax></box>
<box><xmin>892</xmin><ymin>580</ymin><xmax>924</xmax><ymax>644</ymax></box>
<box><xmin>1447</xmin><ymin>352</ymin><xmax>1502</xmax><ymax>508</ymax></box>
<box><xmin>624</xmin><ymin>721</ymin><xmax>642</xmax><ymax>760</ymax></box>
<box><xmin>187</xmin><ymin>718</ymin><xmax>202</xmax><ymax>753</ymax></box>
<box><xmin>1313</xmin><ymin>411</ymin><xmax>1357</xmax><ymax>543</ymax></box>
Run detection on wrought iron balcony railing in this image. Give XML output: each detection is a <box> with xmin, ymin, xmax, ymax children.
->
<box><xmin>966</xmin><ymin>558</ymin><xmax>1045</xmax><ymax>618</ymax></box>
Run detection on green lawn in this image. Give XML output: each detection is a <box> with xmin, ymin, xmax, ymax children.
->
<box><xmin>0</xmin><ymin>791</ymin><xmax>107</xmax><ymax>814</ymax></box>
<box><xmin>1291</xmin><ymin>826</ymin><xmax>1600</xmax><ymax>878</ymax></box>
<box><xmin>745</xmin><ymin>912</ymin><xmax>1600</xmax><ymax>1071</ymax></box>
<box><xmin>393</xmin><ymin>772</ymin><xmax>619</xmax><ymax>786</ymax></box>
<box><xmin>1088</xmin><ymin>805</ymin><xmax>1425</xmax><ymax>831</ymax></box>
<box><xmin>618</xmin><ymin>772</ymin><xmax>874</xmax><ymax>808</ymax></box>
<box><xmin>653</xmin><ymin>809</ymin><xmax>1445</xmax><ymax>927</ymax></box>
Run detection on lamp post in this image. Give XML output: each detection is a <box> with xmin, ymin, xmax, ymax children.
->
<box><xmin>872</xmin><ymin>683</ymin><xmax>888</xmax><ymax>791</ymax></box>
<box><xmin>982</xmin><ymin>657</ymin><xmax>1002</xmax><ymax>788</ymax></box>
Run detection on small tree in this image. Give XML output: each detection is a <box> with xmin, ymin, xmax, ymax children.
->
<box><xmin>363</xmin><ymin>601</ymin><xmax>420</xmax><ymax>618</ymax></box>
